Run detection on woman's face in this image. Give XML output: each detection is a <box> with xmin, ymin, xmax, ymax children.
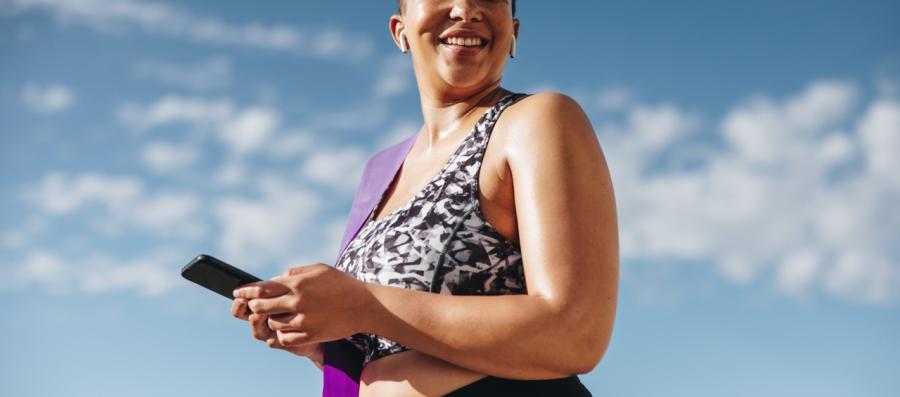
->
<box><xmin>391</xmin><ymin>0</ymin><xmax>518</xmax><ymax>94</ymax></box>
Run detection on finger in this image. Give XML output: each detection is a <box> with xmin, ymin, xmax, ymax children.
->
<box><xmin>267</xmin><ymin>313</ymin><xmax>302</xmax><ymax>331</ymax></box>
<box><xmin>247</xmin><ymin>294</ymin><xmax>296</xmax><ymax>316</ymax></box>
<box><xmin>266</xmin><ymin>336</ymin><xmax>287</xmax><ymax>350</ymax></box>
<box><xmin>248</xmin><ymin>313</ymin><xmax>272</xmax><ymax>341</ymax></box>
<box><xmin>233</xmin><ymin>280</ymin><xmax>290</xmax><ymax>299</ymax></box>
<box><xmin>231</xmin><ymin>298</ymin><xmax>250</xmax><ymax>320</ymax></box>
<box><xmin>277</xmin><ymin>329</ymin><xmax>312</xmax><ymax>346</ymax></box>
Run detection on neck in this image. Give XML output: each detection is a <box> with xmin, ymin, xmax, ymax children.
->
<box><xmin>415</xmin><ymin>82</ymin><xmax>509</xmax><ymax>151</ymax></box>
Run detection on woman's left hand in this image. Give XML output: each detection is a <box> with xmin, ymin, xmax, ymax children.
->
<box><xmin>233</xmin><ymin>263</ymin><xmax>374</xmax><ymax>346</ymax></box>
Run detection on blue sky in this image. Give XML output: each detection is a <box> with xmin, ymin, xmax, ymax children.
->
<box><xmin>1</xmin><ymin>0</ymin><xmax>899</xmax><ymax>396</ymax></box>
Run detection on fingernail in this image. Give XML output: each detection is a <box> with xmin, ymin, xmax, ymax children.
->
<box><xmin>233</xmin><ymin>289</ymin><xmax>241</xmax><ymax>298</ymax></box>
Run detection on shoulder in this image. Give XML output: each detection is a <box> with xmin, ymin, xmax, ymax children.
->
<box><xmin>508</xmin><ymin>91</ymin><xmax>589</xmax><ymax>121</ymax></box>
<box><xmin>515</xmin><ymin>90</ymin><xmax>584</xmax><ymax>111</ymax></box>
<box><xmin>500</xmin><ymin>91</ymin><xmax>598</xmax><ymax>157</ymax></box>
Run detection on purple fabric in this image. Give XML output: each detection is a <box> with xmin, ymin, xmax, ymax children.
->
<box><xmin>322</xmin><ymin>133</ymin><xmax>417</xmax><ymax>397</ymax></box>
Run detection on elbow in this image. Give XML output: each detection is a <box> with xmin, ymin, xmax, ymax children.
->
<box><xmin>564</xmin><ymin>311</ymin><xmax>614</xmax><ymax>375</ymax></box>
<box><xmin>569</xmin><ymin>332</ymin><xmax>610</xmax><ymax>375</ymax></box>
<box><xmin>540</xmin><ymin>293</ymin><xmax>616</xmax><ymax>376</ymax></box>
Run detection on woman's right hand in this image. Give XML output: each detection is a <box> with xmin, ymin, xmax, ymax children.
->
<box><xmin>232</xmin><ymin>297</ymin><xmax>324</xmax><ymax>361</ymax></box>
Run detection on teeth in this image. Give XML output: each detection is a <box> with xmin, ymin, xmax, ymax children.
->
<box><xmin>442</xmin><ymin>36</ymin><xmax>484</xmax><ymax>47</ymax></box>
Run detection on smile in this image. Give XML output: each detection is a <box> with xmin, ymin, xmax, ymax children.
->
<box><xmin>439</xmin><ymin>36</ymin><xmax>488</xmax><ymax>48</ymax></box>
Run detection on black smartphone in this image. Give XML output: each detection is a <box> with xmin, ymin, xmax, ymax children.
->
<box><xmin>181</xmin><ymin>254</ymin><xmax>261</xmax><ymax>315</ymax></box>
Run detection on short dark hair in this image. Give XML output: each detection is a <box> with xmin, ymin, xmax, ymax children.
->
<box><xmin>396</xmin><ymin>0</ymin><xmax>516</xmax><ymax>16</ymax></box>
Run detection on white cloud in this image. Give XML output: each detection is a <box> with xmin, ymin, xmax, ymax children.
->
<box><xmin>27</xmin><ymin>172</ymin><xmax>143</xmax><ymax>214</ymax></box>
<box><xmin>376</xmin><ymin>119</ymin><xmax>419</xmax><ymax>151</ymax></box>
<box><xmin>214</xmin><ymin>159</ymin><xmax>247</xmax><ymax>187</ymax></box>
<box><xmin>133</xmin><ymin>55</ymin><xmax>231</xmax><ymax>91</ymax></box>
<box><xmin>21</xmin><ymin>82</ymin><xmax>74</xmax><ymax>113</ymax></box>
<box><xmin>784</xmin><ymin>80</ymin><xmax>858</xmax><ymax>131</ymax></box>
<box><xmin>14</xmin><ymin>250</ymin><xmax>181</xmax><ymax>297</ymax></box>
<box><xmin>823</xmin><ymin>250</ymin><xmax>895</xmax><ymax>304</ymax></box>
<box><xmin>307</xmin><ymin>99</ymin><xmax>390</xmax><ymax>132</ymax></box>
<box><xmin>4</xmin><ymin>0</ymin><xmax>373</xmax><ymax>60</ymax></box>
<box><xmin>595</xmin><ymin>86</ymin><xmax>634</xmax><ymax>111</ymax></box>
<box><xmin>26</xmin><ymin>172</ymin><xmax>205</xmax><ymax>239</ymax></box>
<box><xmin>857</xmin><ymin>98</ymin><xmax>900</xmax><ymax>177</ymax></box>
<box><xmin>600</xmin><ymin>102</ymin><xmax>703</xmax><ymax>178</ymax></box>
<box><xmin>129</xmin><ymin>193</ymin><xmax>204</xmax><ymax>238</ymax></box>
<box><xmin>627</xmin><ymin>103</ymin><xmax>703</xmax><ymax>152</ymax></box>
<box><xmin>220</xmin><ymin>106</ymin><xmax>279</xmax><ymax>155</ymax></box>
<box><xmin>373</xmin><ymin>54</ymin><xmax>413</xmax><ymax>98</ymax></box>
<box><xmin>305</xmin><ymin>27</ymin><xmax>374</xmax><ymax>60</ymax></box>
<box><xmin>17</xmin><ymin>251</ymin><xmax>66</xmax><ymax>289</ymax></box>
<box><xmin>775</xmin><ymin>249</ymin><xmax>822</xmax><ymax>296</ymax></box>
<box><xmin>215</xmin><ymin>176</ymin><xmax>322</xmax><ymax>267</ymax></box>
<box><xmin>302</xmin><ymin>146</ymin><xmax>369</xmax><ymax>192</ymax></box>
<box><xmin>142</xmin><ymin>141</ymin><xmax>198</xmax><ymax>173</ymax></box>
<box><xmin>722</xmin><ymin>80</ymin><xmax>858</xmax><ymax>166</ymax></box>
<box><xmin>607</xmin><ymin>78</ymin><xmax>900</xmax><ymax>305</ymax></box>
<box><xmin>118</xmin><ymin>95</ymin><xmax>235</xmax><ymax>132</ymax></box>
<box><xmin>268</xmin><ymin>129</ymin><xmax>315</xmax><ymax>159</ymax></box>
<box><xmin>118</xmin><ymin>95</ymin><xmax>280</xmax><ymax>155</ymax></box>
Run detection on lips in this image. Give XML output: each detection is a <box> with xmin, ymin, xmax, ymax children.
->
<box><xmin>439</xmin><ymin>36</ymin><xmax>488</xmax><ymax>48</ymax></box>
<box><xmin>438</xmin><ymin>29</ymin><xmax>490</xmax><ymax>49</ymax></box>
<box><xmin>439</xmin><ymin>41</ymin><xmax>487</xmax><ymax>56</ymax></box>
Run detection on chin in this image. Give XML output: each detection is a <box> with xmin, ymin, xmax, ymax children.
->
<box><xmin>438</xmin><ymin>69</ymin><xmax>488</xmax><ymax>88</ymax></box>
<box><xmin>444</xmin><ymin>77</ymin><xmax>486</xmax><ymax>88</ymax></box>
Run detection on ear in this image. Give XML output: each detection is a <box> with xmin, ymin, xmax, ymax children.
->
<box><xmin>389</xmin><ymin>14</ymin><xmax>406</xmax><ymax>52</ymax></box>
<box><xmin>512</xmin><ymin>18</ymin><xmax>520</xmax><ymax>39</ymax></box>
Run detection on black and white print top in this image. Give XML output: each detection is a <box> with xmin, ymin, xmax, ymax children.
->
<box><xmin>333</xmin><ymin>92</ymin><xmax>532</xmax><ymax>367</ymax></box>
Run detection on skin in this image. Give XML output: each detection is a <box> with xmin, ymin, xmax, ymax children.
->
<box><xmin>231</xmin><ymin>0</ymin><xmax>619</xmax><ymax>395</ymax></box>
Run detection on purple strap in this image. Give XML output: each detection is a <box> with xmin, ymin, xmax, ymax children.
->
<box><xmin>322</xmin><ymin>132</ymin><xmax>417</xmax><ymax>397</ymax></box>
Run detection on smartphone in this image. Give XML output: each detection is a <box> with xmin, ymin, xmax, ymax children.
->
<box><xmin>181</xmin><ymin>254</ymin><xmax>261</xmax><ymax>315</ymax></box>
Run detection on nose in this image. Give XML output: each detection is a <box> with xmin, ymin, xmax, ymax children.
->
<box><xmin>448</xmin><ymin>0</ymin><xmax>484</xmax><ymax>22</ymax></box>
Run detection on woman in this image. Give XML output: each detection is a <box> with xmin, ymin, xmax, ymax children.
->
<box><xmin>231</xmin><ymin>0</ymin><xmax>618</xmax><ymax>395</ymax></box>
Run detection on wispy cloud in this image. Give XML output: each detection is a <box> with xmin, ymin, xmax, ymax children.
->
<box><xmin>595</xmin><ymin>86</ymin><xmax>634</xmax><ymax>112</ymax></box>
<box><xmin>214</xmin><ymin>175</ymin><xmax>322</xmax><ymax>267</ymax></box>
<box><xmin>117</xmin><ymin>95</ymin><xmax>235</xmax><ymax>132</ymax></box>
<box><xmin>606</xmin><ymin>78</ymin><xmax>900</xmax><ymax>305</ymax></box>
<box><xmin>301</xmin><ymin>145</ymin><xmax>369</xmax><ymax>192</ymax></box>
<box><xmin>14</xmin><ymin>249</ymin><xmax>182</xmax><ymax>296</ymax></box>
<box><xmin>375</xmin><ymin>119</ymin><xmax>419</xmax><ymax>151</ymax></box>
<box><xmin>21</xmin><ymin>82</ymin><xmax>74</xmax><ymax>113</ymax></box>
<box><xmin>25</xmin><ymin>172</ymin><xmax>206</xmax><ymax>239</ymax></box>
<box><xmin>220</xmin><ymin>106</ymin><xmax>279</xmax><ymax>155</ymax></box>
<box><xmin>133</xmin><ymin>55</ymin><xmax>232</xmax><ymax>91</ymax></box>
<box><xmin>142</xmin><ymin>141</ymin><xmax>199</xmax><ymax>174</ymax></box>
<box><xmin>373</xmin><ymin>53</ymin><xmax>414</xmax><ymax>99</ymax></box>
<box><xmin>3</xmin><ymin>0</ymin><xmax>373</xmax><ymax>60</ymax></box>
<box><xmin>118</xmin><ymin>95</ymin><xmax>279</xmax><ymax>155</ymax></box>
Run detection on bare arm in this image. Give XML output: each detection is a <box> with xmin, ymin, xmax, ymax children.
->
<box><xmin>360</xmin><ymin>92</ymin><xmax>619</xmax><ymax>379</ymax></box>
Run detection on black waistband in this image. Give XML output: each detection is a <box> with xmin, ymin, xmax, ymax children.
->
<box><xmin>443</xmin><ymin>375</ymin><xmax>592</xmax><ymax>397</ymax></box>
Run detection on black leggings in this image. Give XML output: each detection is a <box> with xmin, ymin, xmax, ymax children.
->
<box><xmin>443</xmin><ymin>375</ymin><xmax>592</xmax><ymax>396</ymax></box>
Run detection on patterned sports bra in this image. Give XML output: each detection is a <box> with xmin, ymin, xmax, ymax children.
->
<box><xmin>333</xmin><ymin>92</ymin><xmax>532</xmax><ymax>367</ymax></box>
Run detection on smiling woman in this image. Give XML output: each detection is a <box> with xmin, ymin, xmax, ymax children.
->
<box><xmin>231</xmin><ymin>1</ymin><xmax>617</xmax><ymax>396</ymax></box>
